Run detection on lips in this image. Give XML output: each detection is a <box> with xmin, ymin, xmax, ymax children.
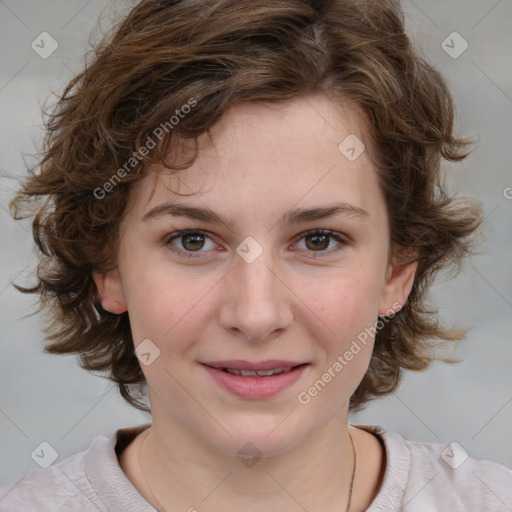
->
<box><xmin>202</xmin><ymin>361</ymin><xmax>309</xmax><ymax>399</ymax></box>
<box><xmin>202</xmin><ymin>359</ymin><xmax>306</xmax><ymax>372</ymax></box>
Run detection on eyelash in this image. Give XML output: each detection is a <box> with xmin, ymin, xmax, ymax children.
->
<box><xmin>163</xmin><ymin>229</ymin><xmax>350</xmax><ymax>258</ymax></box>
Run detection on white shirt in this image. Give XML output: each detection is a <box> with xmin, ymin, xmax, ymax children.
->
<box><xmin>1</xmin><ymin>423</ymin><xmax>511</xmax><ymax>511</ymax></box>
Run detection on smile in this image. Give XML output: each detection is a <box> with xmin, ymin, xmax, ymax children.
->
<box><xmin>222</xmin><ymin>366</ymin><xmax>295</xmax><ymax>377</ymax></box>
<box><xmin>201</xmin><ymin>362</ymin><xmax>309</xmax><ymax>399</ymax></box>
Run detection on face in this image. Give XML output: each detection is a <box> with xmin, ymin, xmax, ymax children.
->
<box><xmin>94</xmin><ymin>94</ymin><xmax>416</xmax><ymax>457</ymax></box>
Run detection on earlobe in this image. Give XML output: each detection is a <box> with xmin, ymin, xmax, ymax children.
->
<box><xmin>378</xmin><ymin>251</ymin><xmax>418</xmax><ymax>317</ymax></box>
<box><xmin>92</xmin><ymin>269</ymin><xmax>128</xmax><ymax>314</ymax></box>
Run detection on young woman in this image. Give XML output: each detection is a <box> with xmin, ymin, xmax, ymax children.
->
<box><xmin>2</xmin><ymin>0</ymin><xmax>511</xmax><ymax>510</ymax></box>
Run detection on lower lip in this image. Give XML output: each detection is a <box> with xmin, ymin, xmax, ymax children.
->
<box><xmin>202</xmin><ymin>364</ymin><xmax>308</xmax><ymax>399</ymax></box>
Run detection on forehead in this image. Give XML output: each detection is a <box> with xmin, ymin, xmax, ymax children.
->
<box><xmin>127</xmin><ymin>94</ymin><xmax>385</xmax><ymax>225</ymax></box>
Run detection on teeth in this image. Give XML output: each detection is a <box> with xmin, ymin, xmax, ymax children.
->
<box><xmin>253</xmin><ymin>369</ymin><xmax>279</xmax><ymax>376</ymax></box>
<box><xmin>224</xmin><ymin>366</ymin><xmax>294</xmax><ymax>377</ymax></box>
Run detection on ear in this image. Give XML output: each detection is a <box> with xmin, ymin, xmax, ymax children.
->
<box><xmin>378</xmin><ymin>247</ymin><xmax>418</xmax><ymax>317</ymax></box>
<box><xmin>92</xmin><ymin>269</ymin><xmax>128</xmax><ymax>314</ymax></box>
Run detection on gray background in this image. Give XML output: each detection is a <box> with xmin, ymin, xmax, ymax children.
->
<box><xmin>1</xmin><ymin>0</ymin><xmax>511</xmax><ymax>486</ymax></box>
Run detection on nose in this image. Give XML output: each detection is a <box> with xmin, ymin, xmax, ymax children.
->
<box><xmin>218</xmin><ymin>249</ymin><xmax>293</xmax><ymax>343</ymax></box>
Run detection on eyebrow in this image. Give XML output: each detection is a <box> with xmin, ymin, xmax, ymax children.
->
<box><xmin>141</xmin><ymin>201</ymin><xmax>370</xmax><ymax>227</ymax></box>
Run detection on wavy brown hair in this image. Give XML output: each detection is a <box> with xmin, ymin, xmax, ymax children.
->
<box><xmin>9</xmin><ymin>0</ymin><xmax>484</xmax><ymax>413</ymax></box>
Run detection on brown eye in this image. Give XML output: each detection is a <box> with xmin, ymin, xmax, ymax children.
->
<box><xmin>304</xmin><ymin>233</ymin><xmax>330</xmax><ymax>251</ymax></box>
<box><xmin>294</xmin><ymin>230</ymin><xmax>349</xmax><ymax>254</ymax></box>
<box><xmin>165</xmin><ymin>230</ymin><xmax>216</xmax><ymax>257</ymax></box>
<box><xmin>180</xmin><ymin>233</ymin><xmax>206</xmax><ymax>251</ymax></box>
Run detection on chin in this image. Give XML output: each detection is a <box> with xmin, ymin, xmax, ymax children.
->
<box><xmin>203</xmin><ymin>415</ymin><xmax>312</xmax><ymax>459</ymax></box>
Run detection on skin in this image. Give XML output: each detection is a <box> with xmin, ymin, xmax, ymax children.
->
<box><xmin>94</xmin><ymin>93</ymin><xmax>417</xmax><ymax>512</ymax></box>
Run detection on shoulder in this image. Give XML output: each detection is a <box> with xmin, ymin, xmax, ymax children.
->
<box><xmin>0</xmin><ymin>448</ymin><xmax>104</xmax><ymax>512</ymax></box>
<box><xmin>0</xmin><ymin>423</ymin><xmax>151</xmax><ymax>512</ymax></box>
<box><xmin>406</xmin><ymin>437</ymin><xmax>512</xmax><ymax>510</ymax></box>
<box><xmin>356</xmin><ymin>424</ymin><xmax>512</xmax><ymax>512</ymax></box>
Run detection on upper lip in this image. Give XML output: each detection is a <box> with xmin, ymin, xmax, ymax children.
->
<box><xmin>202</xmin><ymin>360</ymin><xmax>306</xmax><ymax>371</ymax></box>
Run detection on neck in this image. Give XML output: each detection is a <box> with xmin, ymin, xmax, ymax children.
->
<box><xmin>136</xmin><ymin>409</ymin><xmax>357</xmax><ymax>512</ymax></box>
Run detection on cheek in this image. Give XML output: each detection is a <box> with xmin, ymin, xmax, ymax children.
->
<box><xmin>297</xmin><ymin>267</ymin><xmax>382</xmax><ymax>388</ymax></box>
<box><xmin>300</xmin><ymin>266</ymin><xmax>382</xmax><ymax>340</ymax></box>
<box><xmin>121</xmin><ymin>258</ymin><xmax>216</xmax><ymax>351</ymax></box>
<box><xmin>297</xmin><ymin>273</ymin><xmax>380</xmax><ymax>409</ymax></box>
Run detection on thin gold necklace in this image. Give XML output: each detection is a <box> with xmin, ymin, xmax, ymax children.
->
<box><xmin>138</xmin><ymin>427</ymin><xmax>357</xmax><ymax>512</ymax></box>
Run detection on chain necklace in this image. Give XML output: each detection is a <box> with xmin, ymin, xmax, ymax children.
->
<box><xmin>138</xmin><ymin>426</ymin><xmax>357</xmax><ymax>512</ymax></box>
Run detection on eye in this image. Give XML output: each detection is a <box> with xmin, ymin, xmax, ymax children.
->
<box><xmin>164</xmin><ymin>229</ymin><xmax>349</xmax><ymax>258</ymax></box>
<box><xmin>164</xmin><ymin>230</ymin><xmax>217</xmax><ymax>257</ymax></box>
<box><xmin>292</xmin><ymin>229</ymin><xmax>349</xmax><ymax>255</ymax></box>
